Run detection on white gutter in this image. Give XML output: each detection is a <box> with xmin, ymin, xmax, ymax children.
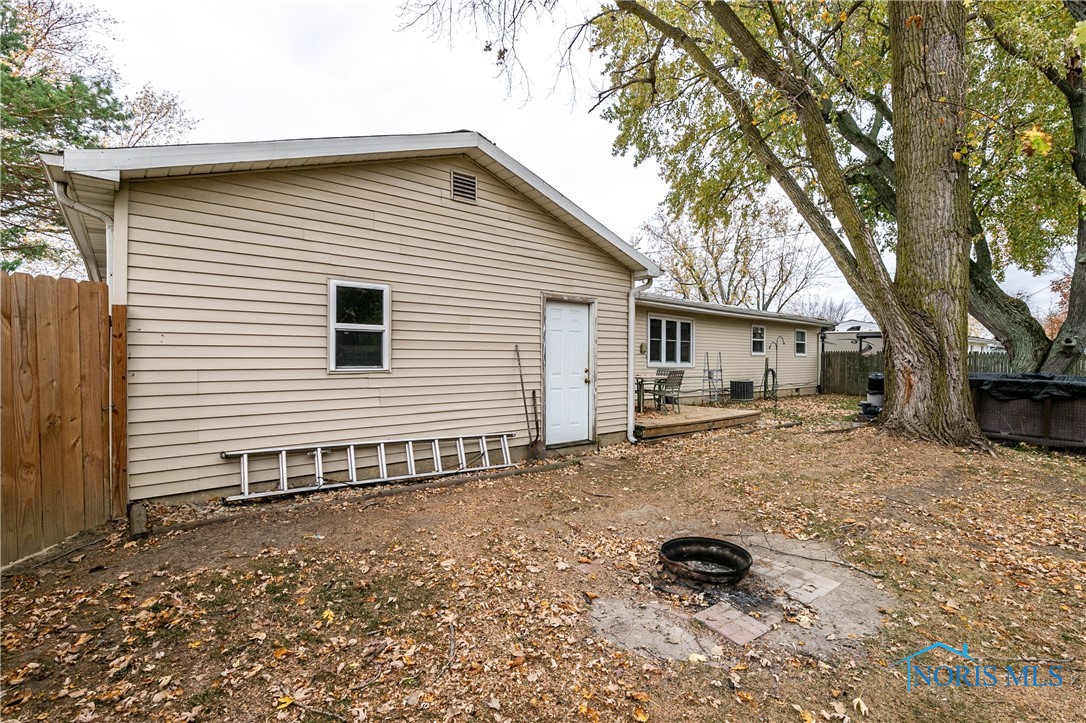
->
<box><xmin>53</xmin><ymin>181</ymin><xmax>114</xmax><ymax>284</ymax></box>
<box><xmin>628</xmin><ymin>274</ymin><xmax>655</xmax><ymax>444</ymax></box>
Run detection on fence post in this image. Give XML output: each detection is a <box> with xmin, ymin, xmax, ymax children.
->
<box><xmin>110</xmin><ymin>305</ymin><xmax>128</xmax><ymax>519</ymax></box>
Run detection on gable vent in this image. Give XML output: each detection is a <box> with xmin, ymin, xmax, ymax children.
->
<box><xmin>451</xmin><ymin>172</ymin><xmax>478</xmax><ymax>203</ymax></box>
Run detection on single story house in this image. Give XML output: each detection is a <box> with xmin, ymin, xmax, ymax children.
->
<box><xmin>42</xmin><ymin>131</ymin><xmax>659</xmax><ymax>502</ymax></box>
<box><xmin>634</xmin><ymin>295</ymin><xmax>832</xmax><ymax>400</ymax></box>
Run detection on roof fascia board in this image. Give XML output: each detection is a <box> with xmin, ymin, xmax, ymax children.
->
<box><xmin>637</xmin><ymin>296</ymin><xmax>831</xmax><ymax>328</ymax></box>
<box><xmin>61</xmin><ymin>132</ymin><xmax>483</xmax><ymax>174</ymax></box>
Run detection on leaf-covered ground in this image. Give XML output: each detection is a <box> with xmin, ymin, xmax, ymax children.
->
<box><xmin>2</xmin><ymin>395</ymin><xmax>1083</xmax><ymax>722</ymax></box>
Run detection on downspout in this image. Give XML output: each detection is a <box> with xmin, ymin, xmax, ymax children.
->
<box><xmin>54</xmin><ymin>181</ymin><xmax>114</xmax><ymax>283</ymax></box>
<box><xmin>818</xmin><ymin>330</ymin><xmax>826</xmax><ymax>393</ymax></box>
<box><xmin>628</xmin><ymin>274</ymin><xmax>654</xmax><ymax>444</ymax></box>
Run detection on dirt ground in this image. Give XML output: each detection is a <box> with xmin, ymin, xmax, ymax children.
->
<box><xmin>2</xmin><ymin>395</ymin><xmax>1083</xmax><ymax>722</ymax></box>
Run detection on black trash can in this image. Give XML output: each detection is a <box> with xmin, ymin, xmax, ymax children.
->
<box><xmin>860</xmin><ymin>373</ymin><xmax>884</xmax><ymax>420</ymax></box>
<box><xmin>867</xmin><ymin>373</ymin><xmax>884</xmax><ymax>395</ymax></box>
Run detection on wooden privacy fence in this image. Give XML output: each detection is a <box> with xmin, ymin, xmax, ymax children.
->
<box><xmin>821</xmin><ymin>352</ymin><xmax>886</xmax><ymax>394</ymax></box>
<box><xmin>2</xmin><ymin>272</ymin><xmax>125</xmax><ymax>566</ymax></box>
<box><xmin>821</xmin><ymin>350</ymin><xmax>1086</xmax><ymax>395</ymax></box>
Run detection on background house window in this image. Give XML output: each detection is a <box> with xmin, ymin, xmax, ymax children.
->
<box><xmin>648</xmin><ymin>316</ymin><xmax>693</xmax><ymax>366</ymax></box>
<box><xmin>751</xmin><ymin>325</ymin><xmax>766</xmax><ymax>355</ymax></box>
<box><xmin>329</xmin><ymin>280</ymin><xmax>390</xmax><ymax>371</ymax></box>
<box><xmin>795</xmin><ymin>329</ymin><xmax>807</xmax><ymax>356</ymax></box>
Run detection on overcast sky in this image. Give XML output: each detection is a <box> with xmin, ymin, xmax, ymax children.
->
<box><xmin>89</xmin><ymin>0</ymin><xmax>1060</xmax><ymax>321</ymax></box>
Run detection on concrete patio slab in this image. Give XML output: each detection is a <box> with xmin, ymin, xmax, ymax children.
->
<box><xmin>694</xmin><ymin>602</ymin><xmax>771</xmax><ymax>645</ymax></box>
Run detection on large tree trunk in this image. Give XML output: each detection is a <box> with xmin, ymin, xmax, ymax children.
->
<box><xmin>967</xmin><ymin>224</ymin><xmax>1053</xmax><ymax>372</ymax></box>
<box><xmin>880</xmin><ymin>0</ymin><xmax>982</xmax><ymax>443</ymax></box>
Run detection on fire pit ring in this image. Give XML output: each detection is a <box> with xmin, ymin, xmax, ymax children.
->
<box><xmin>659</xmin><ymin>536</ymin><xmax>753</xmax><ymax>584</ymax></box>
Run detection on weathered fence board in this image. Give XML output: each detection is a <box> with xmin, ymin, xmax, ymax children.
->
<box><xmin>822</xmin><ymin>350</ymin><xmax>1086</xmax><ymax>395</ymax></box>
<box><xmin>110</xmin><ymin>304</ymin><xmax>128</xmax><ymax>518</ymax></box>
<box><xmin>820</xmin><ymin>352</ymin><xmax>886</xmax><ymax>394</ymax></box>
<box><xmin>1</xmin><ymin>272</ymin><xmax>116</xmax><ymax>566</ymax></box>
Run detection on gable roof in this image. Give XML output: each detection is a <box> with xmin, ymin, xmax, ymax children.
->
<box><xmin>40</xmin><ymin>131</ymin><xmax>659</xmax><ymax>280</ymax></box>
<box><xmin>637</xmin><ymin>293</ymin><xmax>833</xmax><ymax>328</ymax></box>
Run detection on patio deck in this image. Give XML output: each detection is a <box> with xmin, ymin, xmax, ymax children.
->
<box><xmin>634</xmin><ymin>405</ymin><xmax>761</xmax><ymax>439</ymax></box>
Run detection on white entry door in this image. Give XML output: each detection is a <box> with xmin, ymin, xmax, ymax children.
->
<box><xmin>544</xmin><ymin>301</ymin><xmax>592</xmax><ymax>445</ymax></box>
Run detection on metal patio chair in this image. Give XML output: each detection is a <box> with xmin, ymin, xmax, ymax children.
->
<box><xmin>653</xmin><ymin>369</ymin><xmax>685</xmax><ymax>413</ymax></box>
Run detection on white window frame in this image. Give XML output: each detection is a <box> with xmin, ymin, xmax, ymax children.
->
<box><xmin>794</xmin><ymin>329</ymin><xmax>808</xmax><ymax>356</ymax></box>
<box><xmin>328</xmin><ymin>279</ymin><xmax>391</xmax><ymax>373</ymax></box>
<box><xmin>647</xmin><ymin>315</ymin><xmax>695</xmax><ymax>367</ymax></box>
<box><xmin>751</xmin><ymin>325</ymin><xmax>766</xmax><ymax>356</ymax></box>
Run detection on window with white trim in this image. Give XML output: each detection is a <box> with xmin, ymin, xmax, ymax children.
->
<box><xmin>648</xmin><ymin>316</ymin><xmax>694</xmax><ymax>366</ymax></box>
<box><xmin>794</xmin><ymin>329</ymin><xmax>808</xmax><ymax>356</ymax></box>
<box><xmin>328</xmin><ymin>280</ymin><xmax>390</xmax><ymax>371</ymax></box>
<box><xmin>751</xmin><ymin>325</ymin><xmax>766</xmax><ymax>355</ymax></box>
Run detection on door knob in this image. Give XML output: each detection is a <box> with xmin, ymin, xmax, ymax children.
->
<box><xmin>584</xmin><ymin>376</ymin><xmax>591</xmax><ymax>384</ymax></box>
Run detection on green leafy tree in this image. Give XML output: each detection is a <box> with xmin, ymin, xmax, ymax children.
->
<box><xmin>1</xmin><ymin>0</ymin><xmax>195</xmax><ymax>274</ymax></box>
<box><xmin>976</xmin><ymin>0</ymin><xmax>1086</xmax><ymax>372</ymax></box>
<box><xmin>409</xmin><ymin>0</ymin><xmax>1086</xmax><ymax>378</ymax></box>
<box><xmin>592</xmin><ymin>2</ymin><xmax>1083</xmax><ymax>375</ymax></box>
<box><xmin>411</xmin><ymin>0</ymin><xmax>987</xmax><ymax>443</ymax></box>
<box><xmin>1</xmin><ymin>0</ymin><xmax>124</xmax><ymax>271</ymax></box>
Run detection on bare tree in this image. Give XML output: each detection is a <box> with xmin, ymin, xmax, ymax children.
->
<box><xmin>786</xmin><ymin>296</ymin><xmax>859</xmax><ymax>325</ymax></box>
<box><xmin>107</xmin><ymin>84</ymin><xmax>197</xmax><ymax>148</ymax></box>
<box><xmin>636</xmin><ymin>198</ymin><xmax>830</xmax><ymax>313</ymax></box>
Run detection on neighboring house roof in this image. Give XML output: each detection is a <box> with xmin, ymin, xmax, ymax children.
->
<box><xmin>826</xmin><ymin>328</ymin><xmax>1005</xmax><ymax>350</ymax></box>
<box><xmin>40</xmin><ymin>130</ymin><xmax>660</xmax><ymax>281</ymax></box>
<box><xmin>637</xmin><ymin>294</ymin><xmax>833</xmax><ymax>328</ymax></box>
<box><xmin>834</xmin><ymin>319</ymin><xmax>879</xmax><ymax>332</ymax></box>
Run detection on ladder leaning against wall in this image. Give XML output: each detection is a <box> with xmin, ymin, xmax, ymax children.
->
<box><xmin>703</xmin><ymin>351</ymin><xmax>724</xmax><ymax>403</ymax></box>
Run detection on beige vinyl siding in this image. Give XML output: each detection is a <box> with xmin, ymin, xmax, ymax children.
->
<box><xmin>634</xmin><ymin>306</ymin><xmax>821</xmax><ymax>398</ymax></box>
<box><xmin>123</xmin><ymin>156</ymin><xmax>632</xmax><ymax>499</ymax></box>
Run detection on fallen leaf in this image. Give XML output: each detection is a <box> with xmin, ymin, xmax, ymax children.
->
<box><xmin>852</xmin><ymin>697</ymin><xmax>869</xmax><ymax>716</ymax></box>
<box><xmin>793</xmin><ymin>704</ymin><xmax>816</xmax><ymax>723</ymax></box>
<box><xmin>633</xmin><ymin>705</ymin><xmax>649</xmax><ymax>721</ymax></box>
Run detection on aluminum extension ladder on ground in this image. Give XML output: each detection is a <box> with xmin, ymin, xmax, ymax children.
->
<box><xmin>221</xmin><ymin>432</ymin><xmax>516</xmax><ymax>503</ymax></box>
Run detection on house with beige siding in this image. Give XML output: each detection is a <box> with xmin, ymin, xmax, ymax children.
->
<box><xmin>42</xmin><ymin>132</ymin><xmax>658</xmax><ymax>502</ymax></box>
<box><xmin>634</xmin><ymin>295</ymin><xmax>831</xmax><ymax>401</ymax></box>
